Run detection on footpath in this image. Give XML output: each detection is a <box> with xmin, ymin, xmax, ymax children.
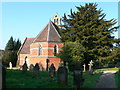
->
<box><xmin>95</xmin><ymin>70</ymin><xmax>117</xmax><ymax>88</ymax></box>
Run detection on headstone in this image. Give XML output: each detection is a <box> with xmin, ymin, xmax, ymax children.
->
<box><xmin>9</xmin><ymin>62</ymin><xmax>12</xmax><ymax>69</ymax></box>
<box><xmin>58</xmin><ymin>61</ymin><xmax>62</xmax><ymax>68</ymax></box>
<box><xmin>49</xmin><ymin>63</ymin><xmax>56</xmax><ymax>78</ymax></box>
<box><xmin>46</xmin><ymin>59</ymin><xmax>50</xmax><ymax>71</ymax></box>
<box><xmin>29</xmin><ymin>64</ymin><xmax>34</xmax><ymax>72</ymax></box>
<box><xmin>22</xmin><ymin>61</ymin><xmax>28</xmax><ymax>73</ymax></box>
<box><xmin>39</xmin><ymin>64</ymin><xmax>43</xmax><ymax>71</ymax></box>
<box><xmin>66</xmin><ymin>62</ymin><xmax>69</xmax><ymax>72</ymax></box>
<box><xmin>57</xmin><ymin>66</ymin><xmax>68</xmax><ymax>85</ymax></box>
<box><xmin>33</xmin><ymin>63</ymin><xmax>40</xmax><ymax>76</ymax></box>
<box><xmin>83</xmin><ymin>64</ymin><xmax>86</xmax><ymax>72</ymax></box>
<box><xmin>88</xmin><ymin>60</ymin><xmax>94</xmax><ymax>71</ymax></box>
<box><xmin>2</xmin><ymin>63</ymin><xmax>6</xmax><ymax>89</ymax></box>
<box><xmin>73</xmin><ymin>70</ymin><xmax>84</xmax><ymax>88</ymax></box>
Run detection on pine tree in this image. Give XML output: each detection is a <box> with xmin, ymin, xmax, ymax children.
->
<box><xmin>5</xmin><ymin>36</ymin><xmax>14</xmax><ymax>51</ymax></box>
<box><xmin>2</xmin><ymin>36</ymin><xmax>21</xmax><ymax>66</ymax></box>
<box><xmin>59</xmin><ymin>3</ymin><xmax>120</xmax><ymax>68</ymax></box>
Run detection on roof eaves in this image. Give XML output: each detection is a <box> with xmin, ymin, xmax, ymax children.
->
<box><xmin>17</xmin><ymin>37</ymin><xmax>27</xmax><ymax>55</ymax></box>
<box><xmin>47</xmin><ymin>21</ymin><xmax>50</xmax><ymax>41</ymax></box>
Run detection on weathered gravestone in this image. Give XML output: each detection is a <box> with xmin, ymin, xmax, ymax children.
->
<box><xmin>2</xmin><ymin>63</ymin><xmax>6</xmax><ymax>89</ymax></box>
<box><xmin>57</xmin><ymin>66</ymin><xmax>68</xmax><ymax>85</ymax></box>
<box><xmin>29</xmin><ymin>64</ymin><xmax>34</xmax><ymax>72</ymax></box>
<box><xmin>9</xmin><ymin>62</ymin><xmax>12</xmax><ymax>69</ymax></box>
<box><xmin>83</xmin><ymin>64</ymin><xmax>86</xmax><ymax>72</ymax></box>
<box><xmin>46</xmin><ymin>59</ymin><xmax>50</xmax><ymax>71</ymax></box>
<box><xmin>73</xmin><ymin>70</ymin><xmax>84</xmax><ymax>88</ymax></box>
<box><xmin>39</xmin><ymin>64</ymin><xmax>43</xmax><ymax>71</ymax></box>
<box><xmin>49</xmin><ymin>63</ymin><xmax>56</xmax><ymax>78</ymax></box>
<box><xmin>58</xmin><ymin>61</ymin><xmax>62</xmax><ymax>68</ymax></box>
<box><xmin>22</xmin><ymin>61</ymin><xmax>28</xmax><ymax>73</ymax></box>
<box><xmin>66</xmin><ymin>62</ymin><xmax>69</xmax><ymax>72</ymax></box>
<box><xmin>33</xmin><ymin>63</ymin><xmax>40</xmax><ymax>76</ymax></box>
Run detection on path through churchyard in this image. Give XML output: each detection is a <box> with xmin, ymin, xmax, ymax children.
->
<box><xmin>95</xmin><ymin>71</ymin><xmax>117</xmax><ymax>88</ymax></box>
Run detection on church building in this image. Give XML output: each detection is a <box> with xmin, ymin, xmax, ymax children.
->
<box><xmin>17</xmin><ymin>13</ymin><xmax>63</xmax><ymax>70</ymax></box>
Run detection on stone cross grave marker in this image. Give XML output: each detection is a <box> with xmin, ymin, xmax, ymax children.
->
<box><xmin>33</xmin><ymin>63</ymin><xmax>40</xmax><ymax>76</ymax></box>
<box><xmin>22</xmin><ymin>61</ymin><xmax>28</xmax><ymax>73</ymax></box>
<box><xmin>29</xmin><ymin>64</ymin><xmax>34</xmax><ymax>72</ymax></box>
<box><xmin>88</xmin><ymin>60</ymin><xmax>94</xmax><ymax>71</ymax></box>
<box><xmin>57</xmin><ymin>66</ymin><xmax>68</xmax><ymax>85</ymax></box>
<box><xmin>49</xmin><ymin>63</ymin><xmax>56</xmax><ymax>78</ymax></box>
<box><xmin>9</xmin><ymin>62</ymin><xmax>12</xmax><ymax>69</ymax></box>
<box><xmin>83</xmin><ymin>64</ymin><xmax>86</xmax><ymax>72</ymax></box>
<box><xmin>73</xmin><ymin>70</ymin><xmax>84</xmax><ymax>88</ymax></box>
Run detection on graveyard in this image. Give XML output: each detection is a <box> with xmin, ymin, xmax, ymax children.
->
<box><xmin>6</xmin><ymin>68</ymin><xmax>102</xmax><ymax>88</ymax></box>
<box><xmin>2</xmin><ymin>2</ymin><xmax>120</xmax><ymax>89</ymax></box>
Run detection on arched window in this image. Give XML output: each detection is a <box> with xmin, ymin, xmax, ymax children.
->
<box><xmin>54</xmin><ymin>45</ymin><xmax>58</xmax><ymax>56</ymax></box>
<box><xmin>38</xmin><ymin>45</ymin><xmax>42</xmax><ymax>55</ymax></box>
<box><xmin>54</xmin><ymin>19</ymin><xmax>56</xmax><ymax>23</ymax></box>
<box><xmin>57</xmin><ymin>18</ymin><xmax>58</xmax><ymax>24</ymax></box>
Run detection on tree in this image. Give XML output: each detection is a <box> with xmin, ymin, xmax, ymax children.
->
<box><xmin>2</xmin><ymin>36</ymin><xmax>21</xmax><ymax>66</ymax></box>
<box><xmin>57</xmin><ymin>42</ymin><xmax>85</xmax><ymax>71</ymax></box>
<box><xmin>59</xmin><ymin>3</ymin><xmax>120</xmax><ymax>69</ymax></box>
<box><xmin>5</xmin><ymin>36</ymin><xmax>14</xmax><ymax>51</ymax></box>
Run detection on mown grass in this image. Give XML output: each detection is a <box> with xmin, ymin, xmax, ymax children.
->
<box><xmin>97</xmin><ymin>67</ymin><xmax>119</xmax><ymax>71</ymax></box>
<box><xmin>6</xmin><ymin>69</ymin><xmax>101</xmax><ymax>88</ymax></box>
<box><xmin>114</xmin><ymin>69</ymin><xmax>120</xmax><ymax>90</ymax></box>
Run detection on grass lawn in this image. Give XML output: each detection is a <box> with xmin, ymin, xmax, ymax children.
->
<box><xmin>96</xmin><ymin>67</ymin><xmax>119</xmax><ymax>72</ymax></box>
<box><xmin>114</xmin><ymin>69</ymin><xmax>120</xmax><ymax>90</ymax></box>
<box><xmin>6</xmin><ymin>69</ymin><xmax>101</xmax><ymax>88</ymax></box>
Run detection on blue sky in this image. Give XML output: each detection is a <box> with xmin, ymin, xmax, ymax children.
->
<box><xmin>1</xmin><ymin>2</ymin><xmax>119</xmax><ymax>50</ymax></box>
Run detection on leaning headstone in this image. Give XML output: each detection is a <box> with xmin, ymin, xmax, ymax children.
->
<box><xmin>33</xmin><ymin>63</ymin><xmax>40</xmax><ymax>76</ymax></box>
<box><xmin>22</xmin><ymin>61</ymin><xmax>28</xmax><ymax>73</ymax></box>
<box><xmin>73</xmin><ymin>70</ymin><xmax>84</xmax><ymax>88</ymax></box>
<box><xmin>49</xmin><ymin>63</ymin><xmax>56</xmax><ymax>78</ymax></box>
<box><xmin>9</xmin><ymin>62</ymin><xmax>12</xmax><ymax>69</ymax></box>
<box><xmin>57</xmin><ymin>66</ymin><xmax>68</xmax><ymax>85</ymax></box>
<box><xmin>29</xmin><ymin>64</ymin><xmax>34</xmax><ymax>72</ymax></box>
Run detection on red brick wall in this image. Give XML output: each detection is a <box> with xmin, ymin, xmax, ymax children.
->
<box><xmin>18</xmin><ymin>42</ymin><xmax>64</xmax><ymax>70</ymax></box>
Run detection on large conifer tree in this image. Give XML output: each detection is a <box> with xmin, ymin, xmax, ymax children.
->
<box><xmin>2</xmin><ymin>37</ymin><xmax>21</xmax><ymax>66</ymax></box>
<box><xmin>59</xmin><ymin>3</ymin><xmax>120</xmax><ymax>68</ymax></box>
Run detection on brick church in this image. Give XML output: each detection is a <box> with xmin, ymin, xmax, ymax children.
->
<box><xmin>17</xmin><ymin>13</ymin><xmax>64</xmax><ymax>70</ymax></box>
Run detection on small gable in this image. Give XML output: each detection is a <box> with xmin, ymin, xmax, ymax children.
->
<box><xmin>19</xmin><ymin>37</ymin><xmax>34</xmax><ymax>54</ymax></box>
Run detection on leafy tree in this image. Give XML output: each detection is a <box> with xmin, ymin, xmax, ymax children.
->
<box><xmin>59</xmin><ymin>3</ymin><xmax>120</xmax><ymax>69</ymax></box>
<box><xmin>57</xmin><ymin>41</ymin><xmax>85</xmax><ymax>71</ymax></box>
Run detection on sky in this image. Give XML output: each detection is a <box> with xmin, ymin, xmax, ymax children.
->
<box><xmin>1</xmin><ymin>2</ymin><xmax>119</xmax><ymax>50</ymax></box>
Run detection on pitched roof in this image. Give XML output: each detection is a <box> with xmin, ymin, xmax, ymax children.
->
<box><xmin>33</xmin><ymin>21</ymin><xmax>61</xmax><ymax>42</ymax></box>
<box><xmin>18</xmin><ymin>37</ymin><xmax>34</xmax><ymax>54</ymax></box>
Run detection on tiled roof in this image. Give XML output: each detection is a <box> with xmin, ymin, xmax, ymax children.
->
<box><xmin>33</xmin><ymin>21</ymin><xmax>61</xmax><ymax>42</ymax></box>
<box><xmin>19</xmin><ymin>37</ymin><xmax>34</xmax><ymax>54</ymax></box>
